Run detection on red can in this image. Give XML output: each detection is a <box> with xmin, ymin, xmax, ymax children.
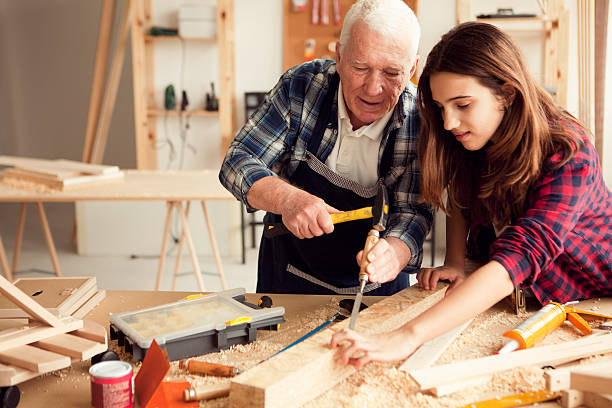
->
<box><xmin>90</xmin><ymin>361</ymin><xmax>134</xmax><ymax>408</ymax></box>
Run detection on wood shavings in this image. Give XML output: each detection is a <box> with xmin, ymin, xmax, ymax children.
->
<box><xmin>1</xmin><ymin>176</ymin><xmax>58</xmax><ymax>192</ymax></box>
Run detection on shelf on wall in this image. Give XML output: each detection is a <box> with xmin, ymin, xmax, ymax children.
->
<box><xmin>147</xmin><ymin>109</ymin><xmax>219</xmax><ymax>117</ymax></box>
<box><xmin>144</xmin><ymin>35</ymin><xmax>216</xmax><ymax>42</ymax></box>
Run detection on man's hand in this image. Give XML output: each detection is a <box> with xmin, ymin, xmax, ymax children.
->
<box><xmin>355</xmin><ymin>237</ymin><xmax>411</xmax><ymax>283</ymax></box>
<box><xmin>246</xmin><ymin>176</ymin><xmax>339</xmax><ymax>239</ymax></box>
<box><xmin>417</xmin><ymin>265</ymin><xmax>466</xmax><ymax>295</ymax></box>
<box><xmin>280</xmin><ymin>188</ymin><xmax>339</xmax><ymax>239</ymax></box>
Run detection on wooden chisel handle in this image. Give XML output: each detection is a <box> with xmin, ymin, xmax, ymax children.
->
<box><xmin>359</xmin><ymin>230</ymin><xmax>379</xmax><ymax>282</ymax></box>
<box><xmin>184</xmin><ymin>383</ymin><xmax>230</xmax><ymax>401</ymax></box>
<box><xmin>179</xmin><ymin>359</ymin><xmax>240</xmax><ymax>377</ymax></box>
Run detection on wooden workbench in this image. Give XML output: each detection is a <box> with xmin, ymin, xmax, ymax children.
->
<box><xmin>14</xmin><ymin>287</ymin><xmax>612</xmax><ymax>407</ymax></box>
<box><xmin>0</xmin><ymin>170</ymin><xmax>236</xmax><ymax>291</ymax></box>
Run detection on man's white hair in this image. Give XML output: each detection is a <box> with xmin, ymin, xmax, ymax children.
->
<box><xmin>339</xmin><ymin>0</ymin><xmax>420</xmax><ymax>61</ymax></box>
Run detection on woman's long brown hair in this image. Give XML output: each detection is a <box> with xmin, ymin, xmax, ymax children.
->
<box><xmin>417</xmin><ymin>22</ymin><xmax>582</xmax><ymax>228</ymax></box>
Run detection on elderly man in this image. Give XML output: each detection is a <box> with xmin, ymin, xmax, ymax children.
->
<box><xmin>219</xmin><ymin>0</ymin><xmax>432</xmax><ymax>295</ymax></box>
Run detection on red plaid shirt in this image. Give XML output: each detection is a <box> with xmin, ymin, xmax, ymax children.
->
<box><xmin>480</xmin><ymin>122</ymin><xmax>612</xmax><ymax>303</ymax></box>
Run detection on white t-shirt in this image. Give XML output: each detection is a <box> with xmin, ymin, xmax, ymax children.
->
<box><xmin>325</xmin><ymin>82</ymin><xmax>393</xmax><ymax>187</ymax></box>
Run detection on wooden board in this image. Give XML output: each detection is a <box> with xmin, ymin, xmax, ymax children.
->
<box><xmin>399</xmin><ymin>319</ymin><xmax>472</xmax><ymax>373</ymax></box>
<box><xmin>546</xmin><ymin>359</ymin><xmax>612</xmax><ymax>391</ymax></box>
<box><xmin>0</xmin><ymin>344</ymin><xmax>70</xmax><ymax>373</ymax></box>
<box><xmin>0</xmin><ymin>277</ymin><xmax>96</xmax><ymax>318</ymax></box>
<box><xmin>0</xmin><ymin>319</ymin><xmax>107</xmax><ymax>387</ymax></box>
<box><xmin>570</xmin><ymin>370</ymin><xmax>612</xmax><ymax>395</ymax></box>
<box><xmin>34</xmin><ymin>333</ymin><xmax>107</xmax><ymax>360</ymax></box>
<box><xmin>0</xmin><ymin>274</ymin><xmax>63</xmax><ymax>327</ymax></box>
<box><xmin>71</xmin><ymin>290</ymin><xmax>106</xmax><ymax>319</ymax></box>
<box><xmin>0</xmin><ymin>170</ymin><xmax>234</xmax><ymax>202</ymax></box>
<box><xmin>229</xmin><ymin>284</ymin><xmax>448</xmax><ymax>408</ymax></box>
<box><xmin>409</xmin><ymin>334</ymin><xmax>612</xmax><ymax>391</ymax></box>
<box><xmin>0</xmin><ymin>156</ymin><xmax>119</xmax><ymax>175</ymax></box>
<box><xmin>2</xmin><ymin>168</ymin><xmax>125</xmax><ymax>191</ymax></box>
<box><xmin>0</xmin><ymin>317</ymin><xmax>83</xmax><ymax>353</ymax></box>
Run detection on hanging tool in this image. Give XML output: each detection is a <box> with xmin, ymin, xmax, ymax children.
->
<box><xmin>179</xmin><ymin>359</ymin><xmax>241</xmax><ymax>377</ymax></box>
<box><xmin>263</xmin><ymin>206</ymin><xmax>374</xmax><ymax>238</ymax></box>
<box><xmin>497</xmin><ymin>301</ymin><xmax>612</xmax><ymax>354</ymax></box>
<box><xmin>348</xmin><ymin>184</ymin><xmax>389</xmax><ymax>330</ymax></box>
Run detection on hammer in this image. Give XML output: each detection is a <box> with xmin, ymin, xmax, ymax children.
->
<box><xmin>348</xmin><ymin>184</ymin><xmax>388</xmax><ymax>329</ymax></box>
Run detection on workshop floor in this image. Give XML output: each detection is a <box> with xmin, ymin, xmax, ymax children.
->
<box><xmin>0</xmin><ymin>202</ymin><xmax>436</xmax><ymax>292</ymax></box>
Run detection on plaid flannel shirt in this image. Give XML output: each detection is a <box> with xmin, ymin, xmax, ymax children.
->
<box><xmin>489</xmin><ymin>122</ymin><xmax>612</xmax><ymax>303</ymax></box>
<box><xmin>219</xmin><ymin>59</ymin><xmax>432</xmax><ymax>269</ymax></box>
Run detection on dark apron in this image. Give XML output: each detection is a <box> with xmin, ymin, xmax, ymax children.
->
<box><xmin>257</xmin><ymin>73</ymin><xmax>410</xmax><ymax>295</ymax></box>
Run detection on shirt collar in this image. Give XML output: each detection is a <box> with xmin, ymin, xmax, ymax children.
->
<box><xmin>337</xmin><ymin>82</ymin><xmax>394</xmax><ymax>141</ymax></box>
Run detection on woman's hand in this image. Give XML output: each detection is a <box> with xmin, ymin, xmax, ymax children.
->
<box><xmin>417</xmin><ymin>265</ymin><xmax>466</xmax><ymax>294</ymax></box>
<box><xmin>329</xmin><ymin>328</ymin><xmax>421</xmax><ymax>370</ymax></box>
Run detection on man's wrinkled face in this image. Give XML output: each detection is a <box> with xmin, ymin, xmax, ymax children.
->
<box><xmin>336</xmin><ymin>21</ymin><xmax>417</xmax><ymax>130</ymax></box>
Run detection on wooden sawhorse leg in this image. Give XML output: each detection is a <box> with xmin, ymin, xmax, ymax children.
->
<box><xmin>169</xmin><ymin>201</ymin><xmax>228</xmax><ymax>291</ymax></box>
<box><xmin>11</xmin><ymin>202</ymin><xmax>62</xmax><ymax>277</ymax></box>
<box><xmin>200</xmin><ymin>200</ymin><xmax>227</xmax><ymax>290</ymax></box>
<box><xmin>157</xmin><ymin>201</ymin><xmax>206</xmax><ymax>292</ymax></box>
<box><xmin>0</xmin><ymin>234</ymin><xmax>11</xmax><ymax>281</ymax></box>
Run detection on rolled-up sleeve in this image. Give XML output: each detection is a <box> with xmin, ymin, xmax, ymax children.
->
<box><xmin>219</xmin><ymin>75</ymin><xmax>293</xmax><ymax>208</ymax></box>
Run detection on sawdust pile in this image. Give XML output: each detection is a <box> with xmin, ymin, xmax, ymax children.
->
<box><xmin>107</xmin><ymin>296</ymin><xmax>608</xmax><ymax>407</ymax></box>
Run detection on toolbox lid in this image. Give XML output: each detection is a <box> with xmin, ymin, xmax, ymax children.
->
<box><xmin>109</xmin><ymin>288</ymin><xmax>284</xmax><ymax>349</ymax></box>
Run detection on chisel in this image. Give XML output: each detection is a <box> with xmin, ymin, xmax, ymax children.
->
<box><xmin>348</xmin><ymin>184</ymin><xmax>388</xmax><ymax>330</ymax></box>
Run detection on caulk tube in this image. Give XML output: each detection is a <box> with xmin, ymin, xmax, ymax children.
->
<box><xmin>497</xmin><ymin>302</ymin><xmax>567</xmax><ymax>354</ymax></box>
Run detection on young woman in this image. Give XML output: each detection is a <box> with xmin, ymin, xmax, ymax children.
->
<box><xmin>330</xmin><ymin>22</ymin><xmax>612</xmax><ymax>368</ymax></box>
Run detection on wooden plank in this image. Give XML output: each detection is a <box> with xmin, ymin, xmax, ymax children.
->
<box><xmin>0</xmin><ymin>234</ymin><xmax>11</xmax><ymax>282</ymax></box>
<box><xmin>83</xmin><ymin>0</ymin><xmax>116</xmax><ymax>164</ymax></box>
<box><xmin>229</xmin><ymin>284</ymin><xmax>448</xmax><ymax>408</ymax></box>
<box><xmin>399</xmin><ymin>319</ymin><xmax>472</xmax><ymax>373</ymax></box>
<box><xmin>0</xmin><ymin>277</ymin><xmax>96</xmax><ymax>318</ymax></box>
<box><xmin>570</xmin><ymin>370</ymin><xmax>612</xmax><ymax>395</ymax></box>
<box><xmin>70</xmin><ymin>320</ymin><xmax>108</xmax><ymax>345</ymax></box>
<box><xmin>2</xmin><ymin>168</ymin><xmax>124</xmax><ymax>191</ymax></box>
<box><xmin>90</xmin><ymin>0</ymin><xmax>134</xmax><ymax>164</ymax></box>
<box><xmin>409</xmin><ymin>334</ymin><xmax>612</xmax><ymax>391</ymax></box>
<box><xmin>34</xmin><ymin>333</ymin><xmax>107</xmax><ymax>360</ymax></box>
<box><xmin>545</xmin><ymin>359</ymin><xmax>612</xmax><ymax>391</ymax></box>
<box><xmin>0</xmin><ymin>344</ymin><xmax>70</xmax><ymax>373</ymax></box>
<box><xmin>583</xmin><ymin>391</ymin><xmax>612</xmax><ymax>408</ymax></box>
<box><xmin>0</xmin><ymin>317</ymin><xmax>83</xmax><ymax>353</ymax></box>
<box><xmin>217</xmin><ymin>0</ymin><xmax>237</xmax><ymax>157</ymax></box>
<box><xmin>0</xmin><ymin>274</ymin><xmax>63</xmax><ymax>327</ymax></box>
<box><xmin>0</xmin><ymin>362</ymin><xmax>39</xmax><ymax>387</ymax></box>
<box><xmin>561</xmin><ymin>389</ymin><xmax>584</xmax><ymax>408</ymax></box>
<box><xmin>71</xmin><ymin>290</ymin><xmax>106</xmax><ymax>319</ymax></box>
<box><xmin>0</xmin><ymin>156</ymin><xmax>119</xmax><ymax>175</ymax></box>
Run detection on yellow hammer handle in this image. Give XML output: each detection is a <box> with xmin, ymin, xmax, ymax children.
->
<box><xmin>359</xmin><ymin>231</ymin><xmax>379</xmax><ymax>282</ymax></box>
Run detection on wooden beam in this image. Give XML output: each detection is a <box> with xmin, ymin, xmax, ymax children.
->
<box><xmin>399</xmin><ymin>319</ymin><xmax>472</xmax><ymax>373</ymax></box>
<box><xmin>217</xmin><ymin>0</ymin><xmax>237</xmax><ymax>157</ymax></box>
<box><xmin>83</xmin><ymin>0</ymin><xmax>115</xmax><ymax>164</ymax></box>
<box><xmin>0</xmin><ymin>318</ymin><xmax>83</xmax><ymax>353</ymax></box>
<box><xmin>34</xmin><ymin>333</ymin><xmax>107</xmax><ymax>360</ymax></box>
<box><xmin>570</xmin><ymin>370</ymin><xmax>612</xmax><ymax>395</ymax></box>
<box><xmin>229</xmin><ymin>284</ymin><xmax>448</xmax><ymax>408</ymax></box>
<box><xmin>90</xmin><ymin>0</ymin><xmax>133</xmax><ymax>164</ymax></box>
<box><xmin>72</xmin><ymin>290</ymin><xmax>106</xmax><ymax>319</ymax></box>
<box><xmin>0</xmin><ymin>235</ymin><xmax>11</xmax><ymax>282</ymax></box>
<box><xmin>409</xmin><ymin>334</ymin><xmax>612</xmax><ymax>391</ymax></box>
<box><xmin>0</xmin><ymin>344</ymin><xmax>70</xmax><ymax>373</ymax></box>
<box><xmin>545</xmin><ymin>359</ymin><xmax>612</xmax><ymax>391</ymax></box>
<box><xmin>0</xmin><ymin>274</ymin><xmax>63</xmax><ymax>327</ymax></box>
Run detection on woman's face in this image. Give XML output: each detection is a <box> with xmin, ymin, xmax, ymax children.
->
<box><xmin>429</xmin><ymin>72</ymin><xmax>506</xmax><ymax>151</ymax></box>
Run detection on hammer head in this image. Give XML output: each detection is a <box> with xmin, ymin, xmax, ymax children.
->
<box><xmin>372</xmin><ymin>184</ymin><xmax>389</xmax><ymax>231</ymax></box>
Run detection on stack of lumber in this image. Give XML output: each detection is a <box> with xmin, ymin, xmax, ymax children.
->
<box><xmin>0</xmin><ymin>155</ymin><xmax>124</xmax><ymax>191</ymax></box>
<box><xmin>0</xmin><ymin>277</ymin><xmax>106</xmax><ymax>320</ymax></box>
<box><xmin>0</xmin><ymin>274</ymin><xmax>107</xmax><ymax>387</ymax></box>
